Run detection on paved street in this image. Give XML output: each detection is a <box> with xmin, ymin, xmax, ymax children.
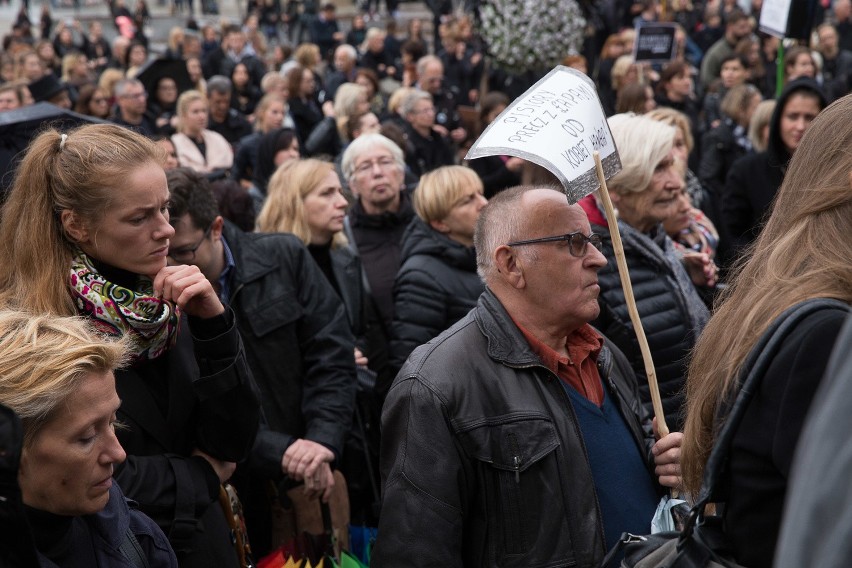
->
<box><xmin>1</xmin><ymin>0</ymin><xmax>432</xmax><ymax>56</ymax></box>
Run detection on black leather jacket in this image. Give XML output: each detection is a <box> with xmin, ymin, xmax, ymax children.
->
<box><xmin>374</xmin><ymin>289</ymin><xmax>659</xmax><ymax>568</ymax></box>
<box><xmin>222</xmin><ymin>223</ymin><xmax>357</xmax><ymax>474</ymax></box>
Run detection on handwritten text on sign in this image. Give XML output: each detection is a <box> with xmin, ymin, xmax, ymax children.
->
<box><xmin>466</xmin><ymin>66</ymin><xmax>621</xmax><ymax>203</ymax></box>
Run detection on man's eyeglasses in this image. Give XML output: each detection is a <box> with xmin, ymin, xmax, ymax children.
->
<box><xmin>507</xmin><ymin>231</ymin><xmax>603</xmax><ymax>258</ymax></box>
<box><xmin>353</xmin><ymin>156</ymin><xmax>397</xmax><ymax>177</ymax></box>
<box><xmin>168</xmin><ymin>224</ymin><xmax>212</xmax><ymax>263</ymax></box>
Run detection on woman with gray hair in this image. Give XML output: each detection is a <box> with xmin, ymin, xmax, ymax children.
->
<box><xmin>578</xmin><ymin>113</ymin><xmax>711</xmax><ymax>431</ymax></box>
<box><xmin>341</xmin><ymin>133</ymin><xmax>415</xmax><ymax>337</ymax></box>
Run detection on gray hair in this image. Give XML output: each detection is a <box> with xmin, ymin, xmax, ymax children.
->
<box><xmin>341</xmin><ymin>133</ymin><xmax>405</xmax><ymax>181</ymax></box>
<box><xmin>207</xmin><ymin>75</ymin><xmax>233</xmax><ymax>95</ymax></box>
<box><xmin>400</xmin><ymin>90</ymin><xmax>432</xmax><ymax>117</ymax></box>
<box><xmin>335</xmin><ymin>43</ymin><xmax>357</xmax><ymax>60</ymax></box>
<box><xmin>606</xmin><ymin>113</ymin><xmax>675</xmax><ymax>195</ymax></box>
<box><xmin>474</xmin><ymin>185</ymin><xmax>542</xmax><ymax>282</ymax></box>
<box><xmin>416</xmin><ymin>54</ymin><xmax>442</xmax><ymax>78</ymax></box>
<box><xmin>113</xmin><ymin>78</ymin><xmax>143</xmax><ymax>98</ymax></box>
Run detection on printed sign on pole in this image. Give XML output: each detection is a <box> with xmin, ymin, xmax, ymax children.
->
<box><xmin>633</xmin><ymin>23</ymin><xmax>678</xmax><ymax>63</ymax></box>
<box><xmin>465</xmin><ymin>66</ymin><xmax>621</xmax><ymax>203</ymax></box>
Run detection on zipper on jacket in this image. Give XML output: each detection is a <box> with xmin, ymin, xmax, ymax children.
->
<box><xmin>508</xmin><ymin>432</ymin><xmax>521</xmax><ymax>484</ymax></box>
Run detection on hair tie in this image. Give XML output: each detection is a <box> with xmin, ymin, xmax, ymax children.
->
<box><xmin>59</xmin><ymin>133</ymin><xmax>68</xmax><ymax>151</ymax></box>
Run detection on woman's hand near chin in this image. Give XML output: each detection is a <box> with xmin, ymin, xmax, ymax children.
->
<box><xmin>153</xmin><ymin>264</ymin><xmax>225</xmax><ymax>318</ymax></box>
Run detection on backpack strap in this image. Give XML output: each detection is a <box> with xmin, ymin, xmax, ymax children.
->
<box><xmin>119</xmin><ymin>527</ymin><xmax>151</xmax><ymax>568</ymax></box>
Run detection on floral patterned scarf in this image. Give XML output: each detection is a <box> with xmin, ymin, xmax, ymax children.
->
<box><xmin>70</xmin><ymin>250</ymin><xmax>180</xmax><ymax>361</ymax></box>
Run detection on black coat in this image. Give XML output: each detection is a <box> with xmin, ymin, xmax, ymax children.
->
<box><xmin>288</xmin><ymin>96</ymin><xmax>325</xmax><ymax>142</ymax></box>
<box><xmin>699</xmin><ymin>118</ymin><xmax>750</xmax><ymax>198</ymax></box>
<box><xmin>389</xmin><ymin>217</ymin><xmax>483</xmax><ymax>372</ymax></box>
<box><xmin>722</xmin><ymin>78</ymin><xmax>827</xmax><ymax>255</ymax></box>
<box><xmin>223</xmin><ymin>224</ymin><xmax>357</xmax><ymax>468</ymax></box>
<box><xmin>403</xmin><ymin>123</ymin><xmax>455</xmax><ymax>178</ymax></box>
<box><xmin>590</xmin><ymin>219</ymin><xmax>706</xmax><ymax>430</ymax></box>
<box><xmin>374</xmin><ymin>289</ymin><xmax>661</xmax><ymax>567</ymax></box>
<box><xmin>726</xmin><ymin>305</ymin><xmax>849</xmax><ymax>568</ymax></box>
<box><xmin>466</xmin><ymin>154</ymin><xmax>521</xmax><ymax>198</ymax></box>
<box><xmin>113</xmin><ymin>310</ymin><xmax>260</xmax><ymax>567</ymax></box>
<box><xmin>345</xmin><ymin>191</ymin><xmax>417</xmax><ymax>331</ymax></box>
<box><xmin>222</xmin><ymin>225</ymin><xmax>357</xmax><ymax>556</ymax></box>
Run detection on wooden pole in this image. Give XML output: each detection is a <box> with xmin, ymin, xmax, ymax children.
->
<box><xmin>592</xmin><ymin>152</ymin><xmax>670</xmax><ymax>437</ymax></box>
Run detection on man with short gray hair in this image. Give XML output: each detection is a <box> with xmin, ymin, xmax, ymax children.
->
<box><xmin>326</xmin><ymin>43</ymin><xmax>358</xmax><ymax>100</ymax></box>
<box><xmin>112</xmin><ymin>78</ymin><xmax>157</xmax><ymax>136</ymax></box>
<box><xmin>374</xmin><ymin>185</ymin><xmax>684</xmax><ymax>567</ymax></box>
<box><xmin>206</xmin><ymin>75</ymin><xmax>252</xmax><ymax>144</ymax></box>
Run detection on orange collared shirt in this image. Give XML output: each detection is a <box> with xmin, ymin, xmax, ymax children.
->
<box><xmin>515</xmin><ymin>322</ymin><xmax>605</xmax><ymax>406</ymax></box>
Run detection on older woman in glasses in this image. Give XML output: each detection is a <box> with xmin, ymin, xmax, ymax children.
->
<box><xmin>578</xmin><ymin>113</ymin><xmax>710</xmax><ymax>431</ymax></box>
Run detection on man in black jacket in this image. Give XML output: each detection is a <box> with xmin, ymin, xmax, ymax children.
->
<box><xmin>166</xmin><ymin>168</ymin><xmax>357</xmax><ymax>556</ymax></box>
<box><xmin>373</xmin><ymin>186</ymin><xmax>683</xmax><ymax>567</ymax></box>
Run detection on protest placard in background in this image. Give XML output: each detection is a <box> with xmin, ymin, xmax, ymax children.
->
<box><xmin>633</xmin><ymin>23</ymin><xmax>678</xmax><ymax>63</ymax></box>
<box><xmin>760</xmin><ymin>0</ymin><xmax>794</xmax><ymax>37</ymax></box>
<box><xmin>759</xmin><ymin>0</ymin><xmax>819</xmax><ymax>40</ymax></box>
<box><xmin>465</xmin><ymin>66</ymin><xmax>621</xmax><ymax>203</ymax></box>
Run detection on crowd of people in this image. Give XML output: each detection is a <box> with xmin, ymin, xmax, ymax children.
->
<box><xmin>0</xmin><ymin>0</ymin><xmax>851</xmax><ymax>567</ymax></box>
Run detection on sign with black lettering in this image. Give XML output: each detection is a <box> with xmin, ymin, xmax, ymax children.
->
<box><xmin>465</xmin><ymin>66</ymin><xmax>621</xmax><ymax>203</ymax></box>
<box><xmin>633</xmin><ymin>23</ymin><xmax>678</xmax><ymax>63</ymax></box>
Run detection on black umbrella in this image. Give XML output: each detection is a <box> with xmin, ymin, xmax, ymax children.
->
<box><xmin>0</xmin><ymin>102</ymin><xmax>109</xmax><ymax>198</ymax></box>
<box><xmin>135</xmin><ymin>58</ymin><xmax>195</xmax><ymax>98</ymax></box>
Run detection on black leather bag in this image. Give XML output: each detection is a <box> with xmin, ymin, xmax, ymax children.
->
<box><xmin>602</xmin><ymin>298</ymin><xmax>850</xmax><ymax>568</ymax></box>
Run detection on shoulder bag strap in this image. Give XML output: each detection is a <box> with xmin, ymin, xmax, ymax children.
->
<box><xmin>694</xmin><ymin>298</ymin><xmax>850</xmax><ymax>511</ymax></box>
<box><xmin>119</xmin><ymin>527</ymin><xmax>151</xmax><ymax>568</ymax></box>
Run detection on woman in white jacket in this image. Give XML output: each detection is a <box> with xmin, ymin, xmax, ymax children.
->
<box><xmin>171</xmin><ymin>90</ymin><xmax>233</xmax><ymax>175</ymax></box>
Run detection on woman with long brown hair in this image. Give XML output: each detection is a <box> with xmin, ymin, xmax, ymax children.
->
<box><xmin>681</xmin><ymin>94</ymin><xmax>852</xmax><ymax>568</ymax></box>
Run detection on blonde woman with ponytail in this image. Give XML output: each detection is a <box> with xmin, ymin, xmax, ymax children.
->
<box><xmin>0</xmin><ymin>123</ymin><xmax>259</xmax><ymax>567</ymax></box>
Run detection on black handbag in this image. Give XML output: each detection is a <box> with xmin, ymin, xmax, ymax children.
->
<box><xmin>602</xmin><ymin>298</ymin><xmax>850</xmax><ymax>568</ymax></box>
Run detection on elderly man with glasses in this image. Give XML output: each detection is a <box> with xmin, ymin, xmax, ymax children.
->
<box><xmin>111</xmin><ymin>78</ymin><xmax>158</xmax><ymax>137</ymax></box>
<box><xmin>373</xmin><ymin>185</ymin><xmax>684</xmax><ymax>568</ymax></box>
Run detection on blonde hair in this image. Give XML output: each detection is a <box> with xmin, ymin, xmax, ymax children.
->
<box><xmin>681</xmin><ymin>94</ymin><xmax>852</xmax><ymax>495</ymax></box>
<box><xmin>748</xmin><ymin>99</ymin><xmax>776</xmax><ymax>152</ymax></box>
<box><xmin>176</xmin><ymin>89</ymin><xmax>207</xmax><ymax>133</ymax></box>
<box><xmin>606</xmin><ymin>113</ymin><xmax>676</xmax><ymax>195</ymax></box>
<box><xmin>294</xmin><ymin>43</ymin><xmax>321</xmax><ymax>68</ymax></box>
<box><xmin>0</xmin><ymin>125</ymin><xmax>165</xmax><ymax>316</ymax></box>
<box><xmin>387</xmin><ymin>87</ymin><xmax>416</xmax><ymax>116</ymax></box>
<box><xmin>413</xmin><ymin>165</ymin><xmax>483</xmax><ymax>224</ymax></box>
<box><xmin>98</xmin><ymin>68</ymin><xmax>126</xmax><ymax>98</ymax></box>
<box><xmin>646</xmin><ymin>107</ymin><xmax>695</xmax><ymax>153</ymax></box>
<box><xmin>0</xmin><ymin>310</ymin><xmax>129</xmax><ymax>446</ymax></box>
<box><xmin>720</xmin><ymin>83</ymin><xmax>761</xmax><ymax>125</ymax></box>
<box><xmin>611</xmin><ymin>55</ymin><xmax>637</xmax><ymax>90</ymax></box>
<box><xmin>257</xmin><ymin>159</ymin><xmax>348</xmax><ymax>249</ymax></box>
<box><xmin>60</xmin><ymin>52</ymin><xmax>87</xmax><ymax>82</ymax></box>
<box><xmin>254</xmin><ymin>93</ymin><xmax>285</xmax><ymax>132</ymax></box>
<box><xmin>333</xmin><ymin>83</ymin><xmax>368</xmax><ymax>141</ymax></box>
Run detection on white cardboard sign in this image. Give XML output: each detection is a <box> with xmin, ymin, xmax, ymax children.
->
<box><xmin>465</xmin><ymin>66</ymin><xmax>621</xmax><ymax>203</ymax></box>
<box><xmin>759</xmin><ymin>0</ymin><xmax>793</xmax><ymax>38</ymax></box>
